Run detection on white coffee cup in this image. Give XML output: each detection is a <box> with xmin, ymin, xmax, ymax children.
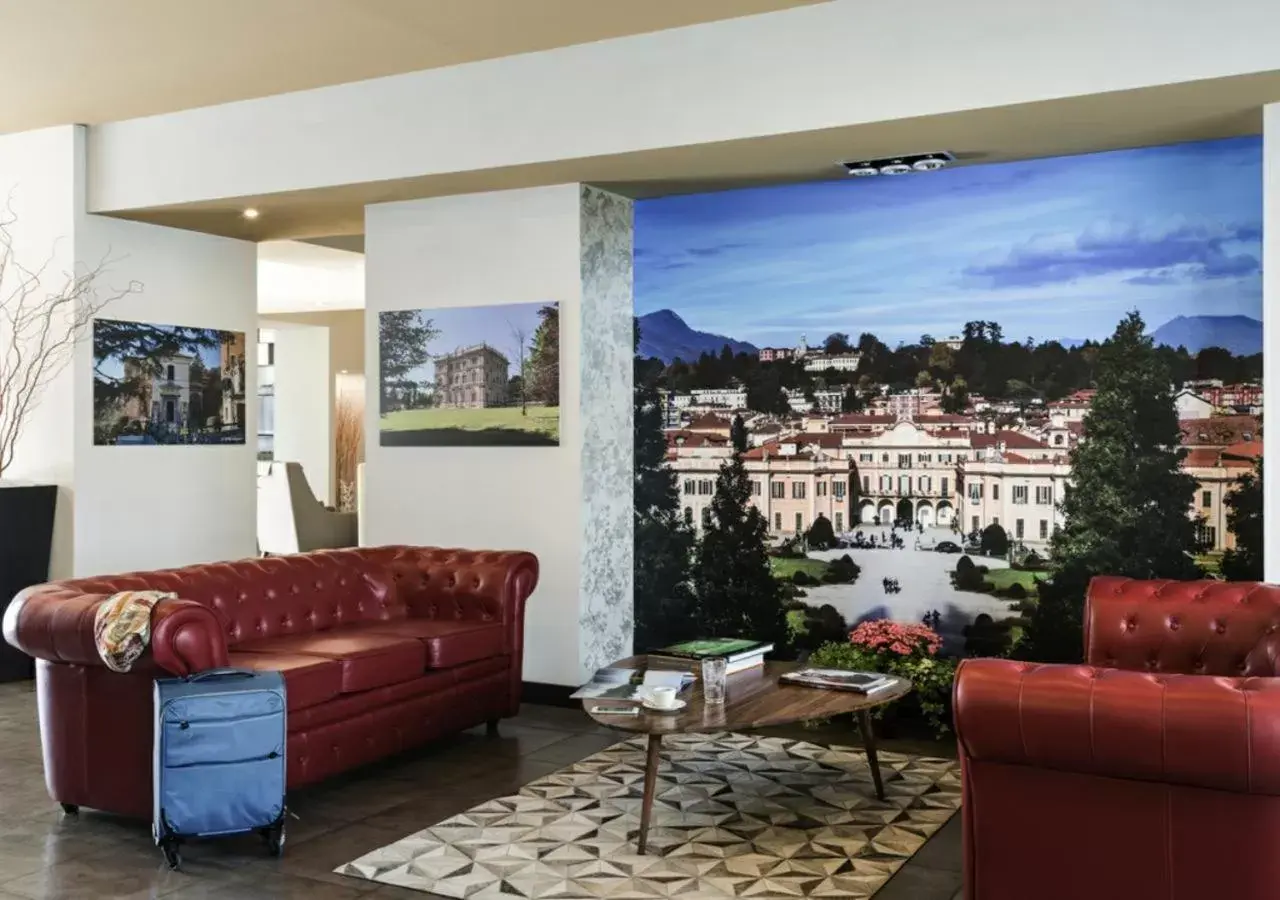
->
<box><xmin>649</xmin><ymin>686</ymin><xmax>678</xmax><ymax>708</ymax></box>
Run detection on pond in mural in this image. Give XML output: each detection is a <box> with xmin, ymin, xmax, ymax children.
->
<box><xmin>632</xmin><ymin>136</ymin><xmax>1264</xmax><ymax>667</ymax></box>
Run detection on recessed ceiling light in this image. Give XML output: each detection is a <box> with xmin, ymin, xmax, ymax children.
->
<box><xmin>912</xmin><ymin>156</ymin><xmax>950</xmax><ymax>172</ymax></box>
<box><xmin>878</xmin><ymin>161</ymin><xmax>912</xmax><ymax>176</ymax></box>
<box><xmin>841</xmin><ymin>151</ymin><xmax>956</xmax><ymax>177</ymax></box>
<box><xmin>242</xmin><ymin>208</ymin><xmax>260</xmax><ymax>220</ymax></box>
<box><xmin>844</xmin><ymin>162</ymin><xmax>880</xmax><ymax>178</ymax></box>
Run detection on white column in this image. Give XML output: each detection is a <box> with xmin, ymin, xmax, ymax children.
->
<box><xmin>1265</xmin><ymin>103</ymin><xmax>1279</xmax><ymax>582</ymax></box>
<box><xmin>266</xmin><ymin>321</ymin><xmax>336</xmax><ymax>507</ymax></box>
<box><xmin>364</xmin><ymin>184</ymin><xmax>633</xmax><ymax>686</ymax></box>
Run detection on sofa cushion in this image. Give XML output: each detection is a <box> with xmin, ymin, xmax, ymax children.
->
<box><xmin>363</xmin><ymin>618</ymin><xmax>505</xmax><ymax>669</ymax></box>
<box><xmin>226</xmin><ymin>651</ymin><xmax>342</xmax><ymax>711</ymax></box>
<box><xmin>235</xmin><ymin>630</ymin><xmax>426</xmax><ymax>693</ymax></box>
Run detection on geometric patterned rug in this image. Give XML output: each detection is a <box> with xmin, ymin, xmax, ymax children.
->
<box><xmin>337</xmin><ymin>731</ymin><xmax>962</xmax><ymax>899</ymax></box>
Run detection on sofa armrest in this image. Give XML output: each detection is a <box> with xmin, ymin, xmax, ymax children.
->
<box><xmin>3</xmin><ymin>585</ymin><xmax>229</xmax><ymax>676</ymax></box>
<box><xmin>382</xmin><ymin>547</ymin><xmax>539</xmax><ymax>636</ymax></box>
<box><xmin>954</xmin><ymin>658</ymin><xmax>1280</xmax><ymax>794</ymax></box>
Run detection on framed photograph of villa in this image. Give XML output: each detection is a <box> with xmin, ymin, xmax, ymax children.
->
<box><xmin>93</xmin><ymin>318</ymin><xmax>248</xmax><ymax>446</ymax></box>
<box><xmin>378</xmin><ymin>301</ymin><xmax>560</xmax><ymax>447</ymax></box>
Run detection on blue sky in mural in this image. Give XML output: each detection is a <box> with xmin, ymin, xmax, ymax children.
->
<box><xmin>634</xmin><ymin>136</ymin><xmax>1263</xmax><ymax>349</ymax></box>
<box><xmin>394</xmin><ymin>302</ymin><xmax>550</xmax><ymax>382</ymax></box>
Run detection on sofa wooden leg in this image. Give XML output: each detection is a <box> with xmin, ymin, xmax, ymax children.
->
<box><xmin>486</xmin><ymin>719</ymin><xmax>500</xmax><ymax>737</ymax></box>
<box><xmin>60</xmin><ymin>803</ymin><xmax>79</xmax><ymax>815</ymax></box>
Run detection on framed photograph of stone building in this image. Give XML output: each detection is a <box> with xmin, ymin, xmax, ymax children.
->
<box><xmin>93</xmin><ymin>318</ymin><xmax>248</xmax><ymax>445</ymax></box>
<box><xmin>378</xmin><ymin>301</ymin><xmax>560</xmax><ymax>446</ymax></box>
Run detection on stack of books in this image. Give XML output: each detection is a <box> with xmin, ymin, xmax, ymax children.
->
<box><xmin>778</xmin><ymin>668</ymin><xmax>895</xmax><ymax>694</ymax></box>
<box><xmin>648</xmin><ymin>638</ymin><xmax>774</xmax><ymax>676</ymax></box>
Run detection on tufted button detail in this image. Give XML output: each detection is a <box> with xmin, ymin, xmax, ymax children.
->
<box><xmin>1214</xmin><ymin>620</ymin><xmax>1227</xmax><ymax>635</ymax></box>
<box><xmin>1168</xmin><ymin>617</ymin><xmax>1180</xmax><ymax>631</ymax></box>
<box><xmin>1124</xmin><ymin>618</ymin><xmax>1137</xmax><ymax>633</ymax></box>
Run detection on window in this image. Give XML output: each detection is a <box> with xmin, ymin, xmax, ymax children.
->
<box><xmin>897</xmin><ymin>454</ymin><xmax>913</xmax><ymax>469</ymax></box>
<box><xmin>992</xmin><ymin>484</ymin><xmax>1001</xmax><ymax>501</ymax></box>
<box><xmin>862</xmin><ymin>475</ymin><xmax>870</xmax><ymax>493</ymax></box>
<box><xmin>1016</xmin><ymin>518</ymin><xmax>1025</xmax><ymax>539</ymax></box>
<box><xmin>1039</xmin><ymin>519</ymin><xmax>1049</xmax><ymax>540</ymax></box>
<box><xmin>898</xmin><ymin>475</ymin><xmax>911</xmax><ymax>495</ymax></box>
<box><xmin>684</xmin><ymin>507</ymin><xmax>693</xmax><ymax>524</ymax></box>
<box><xmin>1054</xmin><ymin>434</ymin><xmax>1064</xmax><ymax>446</ymax></box>
<box><xmin>795</xmin><ymin>512</ymin><xmax>804</xmax><ymax>532</ymax></box>
<box><xmin>882</xmin><ymin>452</ymin><xmax>890</xmax><ymax>463</ymax></box>
<box><xmin>701</xmin><ymin>508</ymin><xmax>712</xmax><ymax>529</ymax></box>
<box><xmin>698</xmin><ymin>479</ymin><xmax>713</xmax><ymax>495</ymax></box>
<box><xmin>792</xmin><ymin>482</ymin><xmax>806</xmax><ymax>500</ymax></box>
<box><xmin>880</xmin><ymin>475</ymin><xmax>892</xmax><ymax>492</ymax></box>
<box><xmin>166</xmin><ymin>364</ymin><xmax>175</xmax><ymax>381</ymax></box>
<box><xmin>920</xmin><ymin>476</ymin><xmax>932</xmax><ymax>494</ymax></box>
<box><xmin>683</xmin><ymin>480</ymin><xmax>695</xmax><ymax>496</ymax></box>
<box><xmin>1036</xmin><ymin>485</ymin><xmax>1053</xmax><ymax>505</ymax></box>
<box><xmin>835</xmin><ymin>512</ymin><xmax>843</xmax><ymax>532</ymax></box>
<box><xmin>1012</xmin><ymin>485</ymin><xmax>1028</xmax><ymax>505</ymax></box>
<box><xmin>833</xmin><ymin>480</ymin><xmax>846</xmax><ymax>500</ymax></box>
<box><xmin>1202</xmin><ymin>490</ymin><xmax>1212</xmax><ymax>508</ymax></box>
<box><xmin>817</xmin><ymin>481</ymin><xmax>828</xmax><ymax>497</ymax></box>
<box><xmin>972</xmin><ymin>515</ymin><xmax>980</xmax><ymax>532</ymax></box>
<box><xmin>992</xmin><ymin>516</ymin><xmax>1000</xmax><ymax>526</ymax></box>
<box><xmin>941</xmin><ymin>477</ymin><xmax>949</xmax><ymax>497</ymax></box>
<box><xmin>859</xmin><ymin>452</ymin><xmax>874</xmax><ymax>463</ymax></box>
<box><xmin>774</xmin><ymin>512</ymin><xmax>782</xmax><ymax>531</ymax></box>
<box><xmin>968</xmin><ymin>483</ymin><xmax>983</xmax><ymax>502</ymax></box>
<box><xmin>1196</xmin><ymin>523</ymin><xmax>1218</xmax><ymax>549</ymax></box>
<box><xmin>918</xmin><ymin>453</ymin><xmax>932</xmax><ymax>463</ymax></box>
<box><xmin>751</xmin><ymin>480</ymin><xmax>761</xmax><ymax>496</ymax></box>
<box><xmin>771</xmin><ymin>482</ymin><xmax>785</xmax><ymax>499</ymax></box>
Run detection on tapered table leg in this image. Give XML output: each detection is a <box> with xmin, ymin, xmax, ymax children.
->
<box><xmin>858</xmin><ymin>709</ymin><xmax>886</xmax><ymax>801</ymax></box>
<box><xmin>637</xmin><ymin>734</ymin><xmax>663</xmax><ymax>854</ymax></box>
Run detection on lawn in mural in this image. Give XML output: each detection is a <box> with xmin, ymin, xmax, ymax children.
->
<box><xmin>378</xmin><ymin>302</ymin><xmax>560</xmax><ymax>446</ymax></box>
<box><xmin>93</xmin><ymin>319</ymin><xmax>247</xmax><ymax>445</ymax></box>
<box><xmin>632</xmin><ymin>136</ymin><xmax>1264</xmax><ymax>668</ymax></box>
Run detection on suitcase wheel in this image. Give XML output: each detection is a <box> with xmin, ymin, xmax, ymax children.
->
<box><xmin>160</xmin><ymin>838</ymin><xmax>182</xmax><ymax>870</ymax></box>
<box><xmin>262</xmin><ymin>821</ymin><xmax>286</xmax><ymax>857</ymax></box>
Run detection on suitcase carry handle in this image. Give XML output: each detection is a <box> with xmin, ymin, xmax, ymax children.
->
<box><xmin>184</xmin><ymin>667</ymin><xmax>258</xmax><ymax>683</ymax></box>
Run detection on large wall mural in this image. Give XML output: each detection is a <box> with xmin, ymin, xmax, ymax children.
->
<box><xmin>632</xmin><ymin>136</ymin><xmax>1264</xmax><ymax>670</ymax></box>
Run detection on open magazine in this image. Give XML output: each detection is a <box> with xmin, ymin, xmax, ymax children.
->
<box><xmin>570</xmin><ymin>667</ymin><xmax>694</xmax><ymax>701</ymax></box>
<box><xmin>779</xmin><ymin>668</ymin><xmax>895</xmax><ymax>694</ymax></box>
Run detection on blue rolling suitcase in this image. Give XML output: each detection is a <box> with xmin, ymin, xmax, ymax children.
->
<box><xmin>153</xmin><ymin>668</ymin><xmax>288</xmax><ymax>869</ymax></box>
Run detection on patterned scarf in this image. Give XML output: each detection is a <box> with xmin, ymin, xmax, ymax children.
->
<box><xmin>93</xmin><ymin>591</ymin><xmax>177</xmax><ymax>673</ymax></box>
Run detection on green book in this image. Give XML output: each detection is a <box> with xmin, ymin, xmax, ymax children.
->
<box><xmin>651</xmin><ymin>638</ymin><xmax>773</xmax><ymax>663</ymax></box>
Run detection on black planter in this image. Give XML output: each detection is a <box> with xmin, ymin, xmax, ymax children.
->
<box><xmin>0</xmin><ymin>483</ymin><xmax>57</xmax><ymax>682</ymax></box>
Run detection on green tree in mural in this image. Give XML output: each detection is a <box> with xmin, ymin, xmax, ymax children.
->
<box><xmin>92</xmin><ymin>321</ymin><xmax>222</xmax><ymax>422</ymax></box>
<box><xmin>692</xmin><ymin>415</ymin><xmax>785</xmax><ymax>645</ymax></box>
<box><xmin>378</xmin><ymin>311</ymin><xmax>437</xmax><ymax>415</ymax></box>
<box><xmin>1021</xmin><ymin>311</ymin><xmax>1202</xmax><ymax>663</ymax></box>
<box><xmin>633</xmin><ymin>320</ymin><xmax>696</xmax><ymax>652</ymax></box>
<box><xmin>745</xmin><ymin>367</ymin><xmax>790</xmax><ymax>415</ymax></box>
<box><xmin>1220</xmin><ymin>457</ymin><xmax>1264</xmax><ymax>582</ymax></box>
<box><xmin>525</xmin><ymin>305</ymin><xmax>560</xmax><ymax>407</ymax></box>
<box><xmin>841</xmin><ymin>385</ymin><xmax>865</xmax><ymax>413</ymax></box>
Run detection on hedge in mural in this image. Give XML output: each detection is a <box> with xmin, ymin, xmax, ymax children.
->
<box><xmin>632</xmin><ymin>136</ymin><xmax>1264</xmax><ymax>664</ymax></box>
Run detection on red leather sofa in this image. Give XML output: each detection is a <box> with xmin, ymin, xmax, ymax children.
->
<box><xmin>2</xmin><ymin>546</ymin><xmax>537</xmax><ymax>819</ymax></box>
<box><xmin>955</xmin><ymin>575</ymin><xmax>1280</xmax><ymax>900</ymax></box>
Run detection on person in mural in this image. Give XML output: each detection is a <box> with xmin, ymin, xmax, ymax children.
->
<box><xmin>633</xmin><ymin>135</ymin><xmax>1264</xmax><ymax>663</ymax></box>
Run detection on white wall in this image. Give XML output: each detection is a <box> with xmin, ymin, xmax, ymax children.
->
<box><xmin>266</xmin><ymin>321</ymin><xmax>335</xmax><ymax>506</ymax></box>
<box><xmin>0</xmin><ymin>126</ymin><xmax>80</xmax><ymax>577</ymax></box>
<box><xmin>1265</xmin><ymin>102</ymin><xmax>1279</xmax><ymax>583</ymax></box>
<box><xmin>364</xmin><ymin>185</ymin><xmax>585</xmax><ymax>685</ymax></box>
<box><xmin>89</xmin><ymin>0</ymin><xmax>1280</xmax><ymax>211</ymax></box>
<box><xmin>74</xmin><ymin>212</ymin><xmax>258</xmax><ymax>577</ymax></box>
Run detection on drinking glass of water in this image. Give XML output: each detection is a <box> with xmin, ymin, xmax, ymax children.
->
<box><xmin>702</xmin><ymin>657</ymin><xmax>727</xmax><ymax>706</ymax></box>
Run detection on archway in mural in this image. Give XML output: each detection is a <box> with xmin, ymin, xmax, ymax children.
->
<box><xmin>896</xmin><ymin>498</ymin><xmax>914</xmax><ymax>524</ymax></box>
<box><xmin>936</xmin><ymin>500</ymin><xmax>954</xmax><ymax>527</ymax></box>
<box><xmin>877</xmin><ymin>501</ymin><xmax>894</xmax><ymax>525</ymax></box>
<box><xmin>857</xmin><ymin>499</ymin><xmax>876</xmax><ymax>525</ymax></box>
<box><xmin>916</xmin><ymin>501</ymin><xmax>935</xmax><ymax>528</ymax></box>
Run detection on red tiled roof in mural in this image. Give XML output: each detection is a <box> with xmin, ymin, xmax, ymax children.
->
<box><xmin>971</xmin><ymin>430</ymin><xmax>1050</xmax><ymax>450</ymax></box>
<box><xmin>1223</xmin><ymin>440</ymin><xmax>1263</xmax><ymax>461</ymax></box>
<box><xmin>789</xmin><ymin>432</ymin><xmax>844</xmax><ymax>449</ymax></box>
<box><xmin>1182</xmin><ymin>448</ymin><xmax>1223</xmax><ymax>468</ymax></box>
<box><xmin>1180</xmin><ymin>416</ymin><xmax>1260</xmax><ymax>447</ymax></box>
<box><xmin>916</xmin><ymin>414</ymin><xmax>977</xmax><ymax>425</ymax></box>
<box><xmin>830</xmin><ymin>414</ymin><xmax>898</xmax><ymax>427</ymax></box>
<box><xmin>688</xmin><ymin>413</ymin><xmax>732</xmax><ymax>432</ymax></box>
<box><xmin>743</xmin><ymin>443</ymin><xmax>815</xmax><ymax>461</ymax></box>
<box><xmin>667</xmin><ymin>431</ymin><xmax>728</xmax><ymax>449</ymax></box>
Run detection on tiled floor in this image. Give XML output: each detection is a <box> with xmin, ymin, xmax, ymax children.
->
<box><xmin>0</xmin><ymin>682</ymin><xmax>962</xmax><ymax>899</ymax></box>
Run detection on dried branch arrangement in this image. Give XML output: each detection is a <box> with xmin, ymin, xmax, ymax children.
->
<box><xmin>0</xmin><ymin>209</ymin><xmax>139</xmax><ymax>476</ymax></box>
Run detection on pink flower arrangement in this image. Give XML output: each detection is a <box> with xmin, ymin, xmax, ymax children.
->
<box><xmin>850</xmin><ymin>619</ymin><xmax>942</xmax><ymax>657</ymax></box>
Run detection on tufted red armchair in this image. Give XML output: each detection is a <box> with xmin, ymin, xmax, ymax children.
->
<box><xmin>3</xmin><ymin>546</ymin><xmax>537</xmax><ymax>819</ymax></box>
<box><xmin>954</xmin><ymin>575</ymin><xmax>1280</xmax><ymax>900</ymax></box>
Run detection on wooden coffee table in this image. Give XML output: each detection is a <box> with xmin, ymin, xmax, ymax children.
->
<box><xmin>583</xmin><ymin>657</ymin><xmax>911</xmax><ymax>853</ymax></box>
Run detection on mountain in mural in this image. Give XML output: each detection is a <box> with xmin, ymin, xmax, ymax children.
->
<box><xmin>637</xmin><ymin>309</ymin><xmax>757</xmax><ymax>363</ymax></box>
<box><xmin>1149</xmin><ymin>315</ymin><xmax>1263</xmax><ymax>356</ymax></box>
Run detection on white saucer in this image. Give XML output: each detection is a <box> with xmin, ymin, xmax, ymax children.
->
<box><xmin>642</xmin><ymin>698</ymin><xmax>687</xmax><ymax>714</ymax></box>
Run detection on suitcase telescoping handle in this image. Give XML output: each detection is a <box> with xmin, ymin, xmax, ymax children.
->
<box><xmin>184</xmin><ymin>667</ymin><xmax>259</xmax><ymax>683</ymax></box>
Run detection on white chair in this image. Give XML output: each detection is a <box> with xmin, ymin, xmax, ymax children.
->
<box><xmin>257</xmin><ymin>461</ymin><xmax>358</xmax><ymax>554</ymax></box>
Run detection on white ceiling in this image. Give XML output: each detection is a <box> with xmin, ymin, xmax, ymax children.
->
<box><xmin>0</xmin><ymin>0</ymin><xmax>823</xmax><ymax>135</ymax></box>
<box><xmin>257</xmin><ymin>241</ymin><xmax>364</xmax><ymax>313</ymax></box>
